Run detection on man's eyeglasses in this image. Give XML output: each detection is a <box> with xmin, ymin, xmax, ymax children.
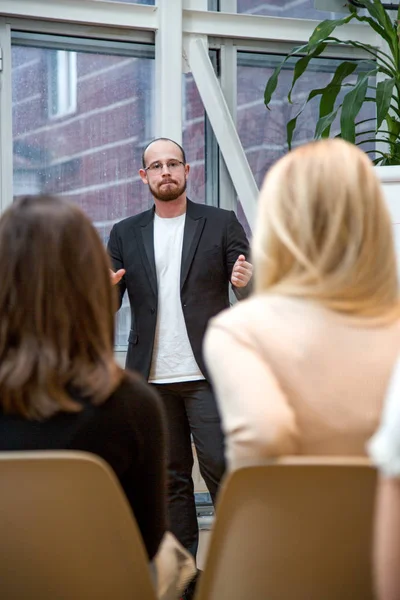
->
<box><xmin>144</xmin><ymin>160</ymin><xmax>185</xmax><ymax>172</ymax></box>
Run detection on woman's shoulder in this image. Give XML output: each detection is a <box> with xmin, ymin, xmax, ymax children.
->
<box><xmin>211</xmin><ymin>294</ymin><xmax>270</xmax><ymax>324</ymax></box>
<box><xmin>209</xmin><ymin>294</ymin><xmax>305</xmax><ymax>333</ymax></box>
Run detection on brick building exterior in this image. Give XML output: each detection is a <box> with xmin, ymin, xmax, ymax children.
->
<box><xmin>11</xmin><ymin>1</ymin><xmax>370</xmax><ymax>342</ymax></box>
<box><xmin>12</xmin><ymin>1</ymin><xmax>349</xmax><ymax>228</ymax></box>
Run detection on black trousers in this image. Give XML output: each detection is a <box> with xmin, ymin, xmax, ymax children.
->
<box><xmin>152</xmin><ymin>380</ymin><xmax>226</xmax><ymax>558</ymax></box>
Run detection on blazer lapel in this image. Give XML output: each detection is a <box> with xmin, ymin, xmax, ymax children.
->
<box><xmin>135</xmin><ymin>209</ymin><xmax>157</xmax><ymax>298</ymax></box>
<box><xmin>180</xmin><ymin>200</ymin><xmax>206</xmax><ymax>290</ymax></box>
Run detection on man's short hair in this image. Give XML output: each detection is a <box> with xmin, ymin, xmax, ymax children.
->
<box><xmin>142</xmin><ymin>138</ymin><xmax>186</xmax><ymax>168</ymax></box>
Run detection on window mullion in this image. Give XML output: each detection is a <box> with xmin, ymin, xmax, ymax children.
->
<box><xmin>0</xmin><ymin>18</ymin><xmax>13</xmax><ymax>213</ymax></box>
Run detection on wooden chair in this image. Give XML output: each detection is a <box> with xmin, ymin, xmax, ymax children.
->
<box><xmin>195</xmin><ymin>456</ymin><xmax>377</xmax><ymax>600</ymax></box>
<box><xmin>0</xmin><ymin>450</ymin><xmax>157</xmax><ymax>600</ymax></box>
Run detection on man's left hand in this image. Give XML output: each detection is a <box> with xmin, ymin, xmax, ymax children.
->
<box><xmin>231</xmin><ymin>254</ymin><xmax>253</xmax><ymax>288</ymax></box>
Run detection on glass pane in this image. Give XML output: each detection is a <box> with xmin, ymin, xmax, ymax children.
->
<box><xmin>12</xmin><ymin>40</ymin><xmax>155</xmax><ymax>347</ymax></box>
<box><xmin>183</xmin><ymin>51</ymin><xmax>219</xmax><ymax>206</ymax></box>
<box><xmin>183</xmin><ymin>72</ymin><xmax>206</xmax><ymax>204</ymax></box>
<box><xmin>236</xmin><ymin>52</ymin><xmax>375</xmax><ymax>233</ymax></box>
<box><xmin>237</xmin><ymin>0</ymin><xmax>344</xmax><ymax>19</ymax></box>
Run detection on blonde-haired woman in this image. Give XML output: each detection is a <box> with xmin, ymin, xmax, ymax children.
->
<box><xmin>204</xmin><ymin>138</ymin><xmax>400</xmax><ymax>471</ymax></box>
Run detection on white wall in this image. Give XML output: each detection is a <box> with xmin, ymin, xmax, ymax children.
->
<box><xmin>376</xmin><ymin>166</ymin><xmax>400</xmax><ymax>280</ymax></box>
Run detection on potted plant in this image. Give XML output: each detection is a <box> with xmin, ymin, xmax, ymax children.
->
<box><xmin>264</xmin><ymin>0</ymin><xmax>400</xmax><ymax>165</ymax></box>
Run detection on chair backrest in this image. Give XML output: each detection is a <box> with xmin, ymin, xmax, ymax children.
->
<box><xmin>195</xmin><ymin>457</ymin><xmax>377</xmax><ymax>600</ymax></box>
<box><xmin>0</xmin><ymin>450</ymin><xmax>157</xmax><ymax>600</ymax></box>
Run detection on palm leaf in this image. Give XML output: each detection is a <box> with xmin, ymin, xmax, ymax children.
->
<box><xmin>376</xmin><ymin>78</ymin><xmax>396</xmax><ymax>129</ymax></box>
<box><xmin>351</xmin><ymin>0</ymin><xmax>398</xmax><ymax>60</ymax></box>
<box><xmin>386</xmin><ymin>113</ymin><xmax>400</xmax><ymax>139</ymax></box>
<box><xmin>308</xmin><ymin>14</ymin><xmax>355</xmax><ymax>47</ymax></box>
<box><xmin>264</xmin><ymin>42</ymin><xmax>311</xmax><ymax>107</ymax></box>
<box><xmin>264</xmin><ymin>0</ymin><xmax>400</xmax><ymax>164</ymax></box>
<box><xmin>286</xmin><ymin>62</ymin><xmax>359</xmax><ymax>146</ymax></box>
<box><xmin>315</xmin><ymin>108</ymin><xmax>340</xmax><ymax>139</ymax></box>
<box><xmin>317</xmin><ymin>62</ymin><xmax>358</xmax><ymax>136</ymax></box>
<box><xmin>265</xmin><ymin>13</ymin><xmax>357</xmax><ymax>109</ymax></box>
<box><xmin>288</xmin><ymin>43</ymin><xmax>327</xmax><ymax>103</ymax></box>
<box><xmin>340</xmin><ymin>72</ymin><xmax>371</xmax><ymax>143</ymax></box>
<box><xmin>327</xmin><ymin>37</ymin><xmax>396</xmax><ymax>76</ymax></box>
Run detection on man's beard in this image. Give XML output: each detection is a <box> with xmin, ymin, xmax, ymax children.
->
<box><xmin>148</xmin><ymin>178</ymin><xmax>187</xmax><ymax>202</ymax></box>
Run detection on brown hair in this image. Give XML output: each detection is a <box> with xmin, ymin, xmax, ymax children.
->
<box><xmin>252</xmin><ymin>139</ymin><xmax>400</xmax><ymax>322</ymax></box>
<box><xmin>0</xmin><ymin>195</ymin><xmax>123</xmax><ymax>419</ymax></box>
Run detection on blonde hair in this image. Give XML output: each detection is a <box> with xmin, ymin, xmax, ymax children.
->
<box><xmin>252</xmin><ymin>138</ymin><xmax>400</xmax><ymax>321</ymax></box>
<box><xmin>0</xmin><ymin>195</ymin><xmax>123</xmax><ymax>420</ymax></box>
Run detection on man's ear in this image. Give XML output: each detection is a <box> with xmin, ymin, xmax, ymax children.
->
<box><xmin>185</xmin><ymin>164</ymin><xmax>190</xmax><ymax>176</ymax></box>
<box><xmin>139</xmin><ymin>168</ymin><xmax>149</xmax><ymax>184</ymax></box>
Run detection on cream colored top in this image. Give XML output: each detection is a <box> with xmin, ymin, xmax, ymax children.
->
<box><xmin>204</xmin><ymin>295</ymin><xmax>400</xmax><ymax>471</ymax></box>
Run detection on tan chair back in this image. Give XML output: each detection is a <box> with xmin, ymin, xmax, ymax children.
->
<box><xmin>195</xmin><ymin>457</ymin><xmax>377</xmax><ymax>600</ymax></box>
<box><xmin>0</xmin><ymin>450</ymin><xmax>157</xmax><ymax>600</ymax></box>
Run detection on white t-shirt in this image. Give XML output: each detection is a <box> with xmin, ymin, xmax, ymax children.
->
<box><xmin>148</xmin><ymin>212</ymin><xmax>204</xmax><ymax>384</ymax></box>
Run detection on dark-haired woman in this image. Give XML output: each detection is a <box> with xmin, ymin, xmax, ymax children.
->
<box><xmin>0</xmin><ymin>195</ymin><xmax>194</xmax><ymax>599</ymax></box>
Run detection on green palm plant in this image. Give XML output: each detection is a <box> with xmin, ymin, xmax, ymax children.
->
<box><xmin>264</xmin><ymin>0</ymin><xmax>400</xmax><ymax>165</ymax></box>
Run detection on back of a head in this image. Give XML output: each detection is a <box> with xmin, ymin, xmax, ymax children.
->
<box><xmin>252</xmin><ymin>138</ymin><xmax>400</xmax><ymax>321</ymax></box>
<box><xmin>0</xmin><ymin>195</ymin><xmax>121</xmax><ymax>419</ymax></box>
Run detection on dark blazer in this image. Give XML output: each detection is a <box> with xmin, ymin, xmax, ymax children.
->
<box><xmin>108</xmin><ymin>199</ymin><xmax>251</xmax><ymax>379</ymax></box>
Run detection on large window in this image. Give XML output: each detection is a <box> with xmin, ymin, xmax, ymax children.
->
<box><xmin>12</xmin><ymin>35</ymin><xmax>155</xmax><ymax>347</ymax></box>
<box><xmin>11</xmin><ymin>33</ymin><xmax>218</xmax><ymax>348</ymax></box>
<box><xmin>4</xmin><ymin>1</ymin><xmax>382</xmax><ymax>349</ymax></box>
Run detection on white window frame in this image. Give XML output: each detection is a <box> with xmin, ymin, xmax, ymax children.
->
<box><xmin>0</xmin><ymin>0</ymin><xmax>382</xmax><ymax>360</ymax></box>
<box><xmin>0</xmin><ymin>0</ymin><xmax>380</xmax><ymax>224</ymax></box>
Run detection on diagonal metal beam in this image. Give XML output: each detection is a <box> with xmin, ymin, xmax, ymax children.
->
<box><xmin>187</xmin><ymin>35</ymin><xmax>258</xmax><ymax>226</ymax></box>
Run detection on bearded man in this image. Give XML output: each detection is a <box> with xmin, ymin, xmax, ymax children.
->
<box><xmin>108</xmin><ymin>138</ymin><xmax>252</xmax><ymax>591</ymax></box>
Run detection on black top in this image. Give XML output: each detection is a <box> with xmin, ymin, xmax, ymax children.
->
<box><xmin>0</xmin><ymin>373</ymin><xmax>167</xmax><ymax>560</ymax></box>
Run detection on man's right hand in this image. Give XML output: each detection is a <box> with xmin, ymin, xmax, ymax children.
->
<box><xmin>110</xmin><ymin>269</ymin><xmax>126</xmax><ymax>286</ymax></box>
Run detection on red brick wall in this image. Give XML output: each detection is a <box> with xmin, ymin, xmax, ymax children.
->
<box><xmin>12</xmin><ymin>0</ymin><xmax>363</xmax><ymax>237</ymax></box>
